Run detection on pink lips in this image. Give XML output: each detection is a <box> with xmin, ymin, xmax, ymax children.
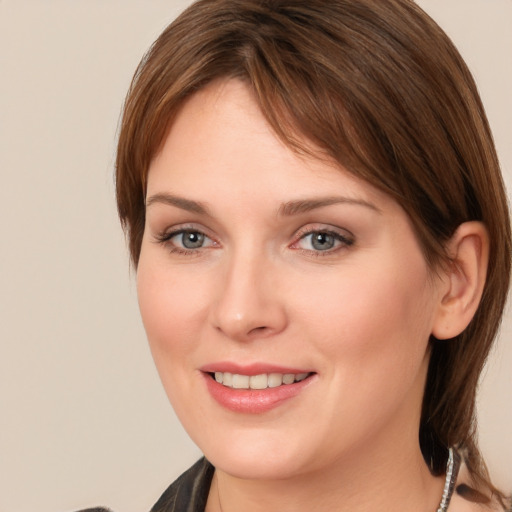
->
<box><xmin>200</xmin><ymin>362</ymin><xmax>316</xmax><ymax>414</ymax></box>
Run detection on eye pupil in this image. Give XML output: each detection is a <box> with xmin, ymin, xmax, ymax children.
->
<box><xmin>312</xmin><ymin>232</ymin><xmax>335</xmax><ymax>250</ymax></box>
<box><xmin>182</xmin><ymin>231</ymin><xmax>204</xmax><ymax>249</ymax></box>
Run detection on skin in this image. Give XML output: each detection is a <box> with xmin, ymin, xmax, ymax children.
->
<box><xmin>137</xmin><ymin>79</ymin><xmax>488</xmax><ymax>512</ymax></box>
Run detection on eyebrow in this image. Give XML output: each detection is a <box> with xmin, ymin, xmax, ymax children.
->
<box><xmin>145</xmin><ymin>193</ymin><xmax>210</xmax><ymax>215</ymax></box>
<box><xmin>278</xmin><ymin>196</ymin><xmax>381</xmax><ymax>216</ymax></box>
<box><xmin>145</xmin><ymin>193</ymin><xmax>381</xmax><ymax>217</ymax></box>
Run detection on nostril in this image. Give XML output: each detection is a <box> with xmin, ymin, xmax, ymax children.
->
<box><xmin>248</xmin><ymin>325</ymin><xmax>269</xmax><ymax>336</ymax></box>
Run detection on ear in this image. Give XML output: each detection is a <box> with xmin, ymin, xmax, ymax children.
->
<box><xmin>431</xmin><ymin>222</ymin><xmax>489</xmax><ymax>340</ymax></box>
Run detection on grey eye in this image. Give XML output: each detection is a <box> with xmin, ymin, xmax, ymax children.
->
<box><xmin>295</xmin><ymin>229</ymin><xmax>353</xmax><ymax>253</ymax></box>
<box><xmin>310</xmin><ymin>232</ymin><xmax>336</xmax><ymax>251</ymax></box>
<box><xmin>181</xmin><ymin>231</ymin><xmax>205</xmax><ymax>249</ymax></box>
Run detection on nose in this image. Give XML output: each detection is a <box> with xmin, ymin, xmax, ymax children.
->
<box><xmin>210</xmin><ymin>250</ymin><xmax>288</xmax><ymax>342</ymax></box>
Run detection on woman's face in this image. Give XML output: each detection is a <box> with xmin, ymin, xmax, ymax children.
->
<box><xmin>137</xmin><ymin>79</ymin><xmax>445</xmax><ymax>480</ymax></box>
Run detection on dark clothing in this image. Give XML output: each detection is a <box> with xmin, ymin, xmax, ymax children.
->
<box><xmin>76</xmin><ymin>458</ymin><xmax>213</xmax><ymax>512</ymax></box>
<box><xmin>150</xmin><ymin>458</ymin><xmax>214</xmax><ymax>512</ymax></box>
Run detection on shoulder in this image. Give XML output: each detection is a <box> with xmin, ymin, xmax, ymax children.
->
<box><xmin>150</xmin><ymin>457</ymin><xmax>215</xmax><ymax>512</ymax></box>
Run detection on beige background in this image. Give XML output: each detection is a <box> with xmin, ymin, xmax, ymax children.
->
<box><xmin>0</xmin><ymin>1</ymin><xmax>510</xmax><ymax>511</ymax></box>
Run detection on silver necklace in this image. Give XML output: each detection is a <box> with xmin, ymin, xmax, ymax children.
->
<box><xmin>216</xmin><ymin>448</ymin><xmax>459</xmax><ymax>512</ymax></box>
<box><xmin>437</xmin><ymin>447</ymin><xmax>459</xmax><ymax>512</ymax></box>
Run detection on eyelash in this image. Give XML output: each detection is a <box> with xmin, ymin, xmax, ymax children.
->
<box><xmin>154</xmin><ymin>227</ymin><xmax>217</xmax><ymax>256</ymax></box>
<box><xmin>154</xmin><ymin>226</ymin><xmax>354</xmax><ymax>257</ymax></box>
<box><xmin>292</xmin><ymin>227</ymin><xmax>354</xmax><ymax>257</ymax></box>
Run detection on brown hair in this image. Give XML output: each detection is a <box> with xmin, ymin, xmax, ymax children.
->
<box><xmin>116</xmin><ymin>0</ymin><xmax>510</xmax><ymax>503</ymax></box>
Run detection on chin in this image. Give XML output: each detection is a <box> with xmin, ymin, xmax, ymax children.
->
<box><xmin>195</xmin><ymin>426</ymin><xmax>316</xmax><ymax>480</ymax></box>
<box><xmin>207</xmin><ymin>449</ymin><xmax>304</xmax><ymax>481</ymax></box>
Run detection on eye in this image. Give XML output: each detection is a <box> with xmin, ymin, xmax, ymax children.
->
<box><xmin>155</xmin><ymin>228</ymin><xmax>216</xmax><ymax>253</ymax></box>
<box><xmin>304</xmin><ymin>232</ymin><xmax>337</xmax><ymax>251</ymax></box>
<box><xmin>176</xmin><ymin>230</ymin><xmax>207</xmax><ymax>249</ymax></box>
<box><xmin>294</xmin><ymin>229</ymin><xmax>353</xmax><ymax>253</ymax></box>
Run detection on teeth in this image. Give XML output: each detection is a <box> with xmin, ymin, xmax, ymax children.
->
<box><xmin>268</xmin><ymin>373</ymin><xmax>283</xmax><ymax>388</ymax></box>
<box><xmin>212</xmin><ymin>371</ymin><xmax>310</xmax><ymax>389</ymax></box>
<box><xmin>232</xmin><ymin>374</ymin><xmax>250</xmax><ymax>389</ymax></box>
<box><xmin>249</xmin><ymin>374</ymin><xmax>268</xmax><ymax>390</ymax></box>
<box><xmin>282</xmin><ymin>373</ymin><xmax>295</xmax><ymax>385</ymax></box>
<box><xmin>222</xmin><ymin>372</ymin><xmax>233</xmax><ymax>387</ymax></box>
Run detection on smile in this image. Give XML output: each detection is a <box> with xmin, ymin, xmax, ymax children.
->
<box><xmin>204</xmin><ymin>370</ymin><xmax>316</xmax><ymax>413</ymax></box>
<box><xmin>212</xmin><ymin>372</ymin><xmax>311</xmax><ymax>389</ymax></box>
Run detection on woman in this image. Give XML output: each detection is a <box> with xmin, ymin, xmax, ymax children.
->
<box><xmin>112</xmin><ymin>0</ymin><xmax>511</xmax><ymax>510</ymax></box>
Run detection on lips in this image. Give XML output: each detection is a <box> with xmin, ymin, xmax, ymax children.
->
<box><xmin>200</xmin><ymin>363</ymin><xmax>316</xmax><ymax>413</ymax></box>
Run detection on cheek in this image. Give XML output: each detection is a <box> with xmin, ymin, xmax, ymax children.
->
<box><xmin>136</xmin><ymin>257</ymin><xmax>213</xmax><ymax>423</ymax></box>
<box><xmin>136</xmin><ymin>256</ymin><xmax>210</xmax><ymax>360</ymax></box>
<box><xmin>293</xmin><ymin>254</ymin><xmax>435</xmax><ymax>375</ymax></box>
<box><xmin>303</xmin><ymin>260</ymin><xmax>435</xmax><ymax>437</ymax></box>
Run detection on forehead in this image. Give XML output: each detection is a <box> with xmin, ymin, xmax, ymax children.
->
<box><xmin>148</xmin><ymin>79</ymin><xmax>393</xmax><ymax>209</ymax></box>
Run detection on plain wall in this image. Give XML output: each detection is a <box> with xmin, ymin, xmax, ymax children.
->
<box><xmin>0</xmin><ymin>1</ymin><xmax>510</xmax><ymax>511</ymax></box>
